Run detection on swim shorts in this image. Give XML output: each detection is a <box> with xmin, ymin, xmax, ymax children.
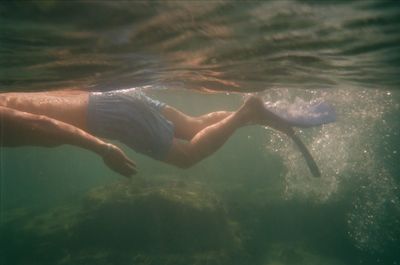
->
<box><xmin>87</xmin><ymin>88</ymin><xmax>174</xmax><ymax>160</ymax></box>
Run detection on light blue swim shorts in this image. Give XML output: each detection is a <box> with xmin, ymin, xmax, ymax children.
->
<box><xmin>87</xmin><ymin>88</ymin><xmax>174</xmax><ymax>160</ymax></box>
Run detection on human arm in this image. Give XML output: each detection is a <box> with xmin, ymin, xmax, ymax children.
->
<box><xmin>0</xmin><ymin>106</ymin><xmax>136</xmax><ymax>177</ymax></box>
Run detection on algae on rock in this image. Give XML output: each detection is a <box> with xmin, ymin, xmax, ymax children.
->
<box><xmin>74</xmin><ymin>181</ymin><xmax>240</xmax><ymax>253</ymax></box>
<box><xmin>1</xmin><ymin>180</ymin><xmax>243</xmax><ymax>265</ymax></box>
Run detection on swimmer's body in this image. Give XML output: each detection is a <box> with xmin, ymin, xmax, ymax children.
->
<box><xmin>0</xmin><ymin>89</ymin><xmax>294</xmax><ymax>177</ymax></box>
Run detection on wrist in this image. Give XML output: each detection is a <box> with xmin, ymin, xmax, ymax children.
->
<box><xmin>97</xmin><ymin>142</ymin><xmax>112</xmax><ymax>157</ymax></box>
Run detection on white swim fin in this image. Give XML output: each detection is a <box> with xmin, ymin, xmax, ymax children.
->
<box><xmin>264</xmin><ymin>100</ymin><xmax>336</xmax><ymax>128</ymax></box>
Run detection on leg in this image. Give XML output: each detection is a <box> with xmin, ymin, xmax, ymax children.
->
<box><xmin>162</xmin><ymin>106</ymin><xmax>232</xmax><ymax>140</ymax></box>
<box><xmin>163</xmin><ymin>97</ymin><xmax>262</xmax><ymax>168</ymax></box>
<box><xmin>163</xmin><ymin>96</ymin><xmax>295</xmax><ymax>169</ymax></box>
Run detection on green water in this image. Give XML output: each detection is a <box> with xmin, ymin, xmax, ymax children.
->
<box><xmin>1</xmin><ymin>1</ymin><xmax>400</xmax><ymax>265</ymax></box>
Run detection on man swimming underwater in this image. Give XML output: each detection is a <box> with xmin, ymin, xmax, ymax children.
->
<box><xmin>0</xmin><ymin>88</ymin><xmax>295</xmax><ymax>177</ymax></box>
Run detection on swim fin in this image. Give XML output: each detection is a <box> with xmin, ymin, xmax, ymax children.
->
<box><xmin>264</xmin><ymin>100</ymin><xmax>336</xmax><ymax>128</ymax></box>
<box><xmin>262</xmin><ymin>100</ymin><xmax>332</xmax><ymax>177</ymax></box>
<box><xmin>289</xmin><ymin>133</ymin><xmax>321</xmax><ymax>178</ymax></box>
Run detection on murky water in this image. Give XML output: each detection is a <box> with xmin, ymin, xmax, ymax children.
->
<box><xmin>1</xmin><ymin>1</ymin><xmax>399</xmax><ymax>265</ymax></box>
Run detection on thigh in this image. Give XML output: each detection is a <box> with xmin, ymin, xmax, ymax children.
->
<box><xmin>162</xmin><ymin>106</ymin><xmax>199</xmax><ymax>140</ymax></box>
<box><xmin>163</xmin><ymin>138</ymin><xmax>192</xmax><ymax>168</ymax></box>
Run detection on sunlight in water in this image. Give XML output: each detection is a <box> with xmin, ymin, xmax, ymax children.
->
<box><xmin>263</xmin><ymin>87</ymin><xmax>399</xmax><ymax>252</ymax></box>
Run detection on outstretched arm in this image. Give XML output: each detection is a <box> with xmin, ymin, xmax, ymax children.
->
<box><xmin>0</xmin><ymin>106</ymin><xmax>136</xmax><ymax>177</ymax></box>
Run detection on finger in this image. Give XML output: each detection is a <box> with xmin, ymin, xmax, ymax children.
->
<box><xmin>126</xmin><ymin>158</ymin><xmax>136</xmax><ymax>167</ymax></box>
<box><xmin>125</xmin><ymin>162</ymin><xmax>137</xmax><ymax>174</ymax></box>
<box><xmin>124</xmin><ymin>158</ymin><xmax>137</xmax><ymax>170</ymax></box>
<box><xmin>128</xmin><ymin>164</ymin><xmax>137</xmax><ymax>174</ymax></box>
<box><xmin>118</xmin><ymin>152</ymin><xmax>136</xmax><ymax>166</ymax></box>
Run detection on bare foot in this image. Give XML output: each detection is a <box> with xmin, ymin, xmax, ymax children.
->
<box><xmin>242</xmin><ymin>96</ymin><xmax>295</xmax><ymax>136</ymax></box>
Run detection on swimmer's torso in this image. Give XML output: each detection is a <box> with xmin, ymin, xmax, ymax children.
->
<box><xmin>0</xmin><ymin>90</ymin><xmax>89</xmax><ymax>129</ymax></box>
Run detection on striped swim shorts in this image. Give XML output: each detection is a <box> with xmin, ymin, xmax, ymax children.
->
<box><xmin>87</xmin><ymin>88</ymin><xmax>174</xmax><ymax>160</ymax></box>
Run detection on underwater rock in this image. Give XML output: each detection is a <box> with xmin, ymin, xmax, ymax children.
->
<box><xmin>72</xmin><ymin>181</ymin><xmax>240</xmax><ymax>253</ymax></box>
<box><xmin>1</xmin><ymin>180</ymin><xmax>242</xmax><ymax>265</ymax></box>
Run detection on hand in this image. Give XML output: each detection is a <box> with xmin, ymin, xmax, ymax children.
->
<box><xmin>101</xmin><ymin>143</ymin><xmax>137</xmax><ymax>177</ymax></box>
